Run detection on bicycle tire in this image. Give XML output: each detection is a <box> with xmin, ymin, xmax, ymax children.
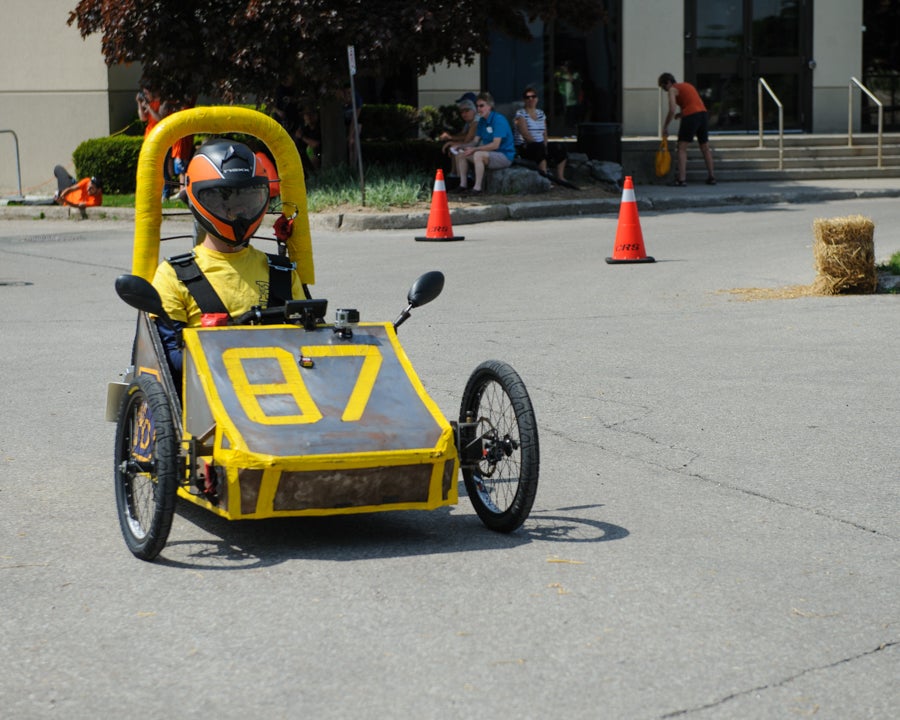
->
<box><xmin>459</xmin><ymin>360</ymin><xmax>539</xmax><ymax>532</ymax></box>
<box><xmin>114</xmin><ymin>374</ymin><xmax>179</xmax><ymax>560</ymax></box>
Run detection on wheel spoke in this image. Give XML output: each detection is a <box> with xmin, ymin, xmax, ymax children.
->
<box><xmin>114</xmin><ymin>375</ymin><xmax>178</xmax><ymax>560</ymax></box>
<box><xmin>460</xmin><ymin>361</ymin><xmax>538</xmax><ymax>532</ymax></box>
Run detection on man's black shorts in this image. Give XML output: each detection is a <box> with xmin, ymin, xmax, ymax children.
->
<box><xmin>678</xmin><ymin>111</ymin><xmax>709</xmax><ymax>144</ymax></box>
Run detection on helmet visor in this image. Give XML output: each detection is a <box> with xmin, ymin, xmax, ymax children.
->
<box><xmin>195</xmin><ymin>184</ymin><xmax>269</xmax><ymax>223</ymax></box>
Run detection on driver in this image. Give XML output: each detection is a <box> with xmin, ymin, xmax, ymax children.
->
<box><xmin>152</xmin><ymin>138</ymin><xmax>304</xmax><ymax>376</ymax></box>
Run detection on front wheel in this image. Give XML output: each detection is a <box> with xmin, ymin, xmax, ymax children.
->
<box><xmin>114</xmin><ymin>374</ymin><xmax>179</xmax><ymax>560</ymax></box>
<box><xmin>459</xmin><ymin>361</ymin><xmax>539</xmax><ymax>532</ymax></box>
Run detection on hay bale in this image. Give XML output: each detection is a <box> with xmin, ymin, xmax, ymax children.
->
<box><xmin>811</xmin><ymin>215</ymin><xmax>877</xmax><ymax>294</ymax></box>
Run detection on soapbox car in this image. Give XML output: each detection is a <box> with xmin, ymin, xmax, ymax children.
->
<box><xmin>107</xmin><ymin>107</ymin><xmax>539</xmax><ymax>561</ymax></box>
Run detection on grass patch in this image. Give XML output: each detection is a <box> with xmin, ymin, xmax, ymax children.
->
<box><xmin>304</xmin><ymin>164</ymin><xmax>426</xmax><ymax>212</ymax></box>
<box><xmin>102</xmin><ymin>164</ymin><xmax>428</xmax><ymax>213</ymax></box>
<box><xmin>103</xmin><ymin>193</ymin><xmax>187</xmax><ymax>210</ymax></box>
<box><xmin>879</xmin><ymin>250</ymin><xmax>900</xmax><ymax>275</ymax></box>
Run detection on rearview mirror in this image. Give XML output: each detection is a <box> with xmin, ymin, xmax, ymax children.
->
<box><xmin>115</xmin><ymin>274</ymin><xmax>173</xmax><ymax>326</ymax></box>
<box><xmin>407</xmin><ymin>270</ymin><xmax>444</xmax><ymax>308</ymax></box>
<box><xmin>394</xmin><ymin>271</ymin><xmax>444</xmax><ymax>331</ymax></box>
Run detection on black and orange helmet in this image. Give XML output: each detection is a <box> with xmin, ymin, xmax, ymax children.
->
<box><xmin>185</xmin><ymin>139</ymin><xmax>270</xmax><ymax>247</ymax></box>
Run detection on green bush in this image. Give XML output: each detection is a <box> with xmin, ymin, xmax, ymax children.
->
<box><xmin>361</xmin><ymin>139</ymin><xmax>446</xmax><ymax>174</ymax></box>
<box><xmin>887</xmin><ymin>251</ymin><xmax>900</xmax><ymax>275</ymax></box>
<box><xmin>361</xmin><ymin>104</ymin><xmax>419</xmax><ymax>141</ymax></box>
<box><xmin>72</xmin><ymin>122</ymin><xmax>448</xmax><ymax>196</ymax></box>
<box><xmin>417</xmin><ymin>106</ymin><xmax>442</xmax><ymax>139</ymax></box>
<box><xmin>73</xmin><ymin>136</ymin><xmax>144</xmax><ymax>194</ymax></box>
<box><xmin>440</xmin><ymin>104</ymin><xmax>466</xmax><ymax>135</ymax></box>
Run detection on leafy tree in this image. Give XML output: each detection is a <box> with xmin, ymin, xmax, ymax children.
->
<box><xmin>69</xmin><ymin>0</ymin><xmax>603</xmax><ymax>103</ymax></box>
<box><xmin>68</xmin><ymin>0</ymin><xmax>604</xmax><ymax>165</ymax></box>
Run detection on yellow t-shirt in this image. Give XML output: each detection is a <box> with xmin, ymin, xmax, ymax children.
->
<box><xmin>152</xmin><ymin>244</ymin><xmax>304</xmax><ymax>326</ymax></box>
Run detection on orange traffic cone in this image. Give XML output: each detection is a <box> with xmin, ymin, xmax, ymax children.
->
<box><xmin>606</xmin><ymin>176</ymin><xmax>655</xmax><ymax>264</ymax></box>
<box><xmin>415</xmin><ymin>169</ymin><xmax>464</xmax><ymax>242</ymax></box>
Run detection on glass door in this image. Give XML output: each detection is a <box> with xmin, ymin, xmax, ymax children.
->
<box><xmin>685</xmin><ymin>0</ymin><xmax>812</xmax><ymax>132</ymax></box>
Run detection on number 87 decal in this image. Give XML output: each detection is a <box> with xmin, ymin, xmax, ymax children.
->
<box><xmin>223</xmin><ymin>345</ymin><xmax>383</xmax><ymax>425</ymax></box>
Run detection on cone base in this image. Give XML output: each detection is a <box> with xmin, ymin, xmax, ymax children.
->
<box><xmin>415</xmin><ymin>235</ymin><xmax>465</xmax><ymax>242</ymax></box>
<box><xmin>606</xmin><ymin>256</ymin><xmax>655</xmax><ymax>264</ymax></box>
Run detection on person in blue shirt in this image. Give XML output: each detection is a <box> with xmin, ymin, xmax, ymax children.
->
<box><xmin>452</xmin><ymin>92</ymin><xmax>515</xmax><ymax>194</ymax></box>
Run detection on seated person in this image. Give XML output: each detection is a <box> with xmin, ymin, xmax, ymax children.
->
<box><xmin>513</xmin><ymin>85</ymin><xmax>567</xmax><ymax>180</ymax></box>
<box><xmin>53</xmin><ymin>166</ymin><xmax>103</xmax><ymax>208</ymax></box>
<box><xmin>452</xmin><ymin>92</ymin><xmax>516</xmax><ymax>194</ymax></box>
<box><xmin>440</xmin><ymin>98</ymin><xmax>478</xmax><ymax>156</ymax></box>
<box><xmin>152</xmin><ymin>139</ymin><xmax>304</xmax><ymax>378</ymax></box>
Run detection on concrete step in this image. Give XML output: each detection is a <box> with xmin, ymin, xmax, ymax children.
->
<box><xmin>621</xmin><ymin>133</ymin><xmax>900</xmax><ymax>183</ymax></box>
<box><xmin>624</xmin><ymin>133</ymin><xmax>900</xmax><ymax>149</ymax></box>
<box><xmin>709</xmin><ymin>145</ymin><xmax>900</xmax><ymax>159</ymax></box>
<box><xmin>686</xmin><ymin>156</ymin><xmax>900</xmax><ymax>171</ymax></box>
<box><xmin>683</xmin><ymin>166</ymin><xmax>900</xmax><ymax>182</ymax></box>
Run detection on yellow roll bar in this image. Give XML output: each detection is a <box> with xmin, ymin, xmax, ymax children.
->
<box><xmin>131</xmin><ymin>106</ymin><xmax>314</xmax><ymax>285</ymax></box>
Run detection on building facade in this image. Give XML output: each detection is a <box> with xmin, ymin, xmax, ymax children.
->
<box><xmin>419</xmin><ymin>1</ymin><xmax>880</xmax><ymax>138</ymax></box>
<box><xmin>0</xmin><ymin>0</ymin><xmax>140</xmax><ymax>197</ymax></box>
<box><xmin>3</xmin><ymin>1</ymin><xmax>896</xmax><ymax>196</ymax></box>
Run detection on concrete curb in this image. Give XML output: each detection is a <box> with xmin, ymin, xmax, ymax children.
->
<box><xmin>5</xmin><ymin>183</ymin><xmax>900</xmax><ymax>229</ymax></box>
<box><xmin>0</xmin><ymin>204</ymin><xmax>141</xmax><ymax>221</ymax></box>
<box><xmin>508</xmin><ymin>198</ymin><xmax>620</xmax><ymax>220</ymax></box>
<box><xmin>641</xmin><ymin>186</ymin><xmax>900</xmax><ymax>213</ymax></box>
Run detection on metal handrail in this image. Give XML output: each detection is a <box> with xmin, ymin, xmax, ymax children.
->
<box><xmin>658</xmin><ymin>87</ymin><xmax>665</xmax><ymax>137</ymax></box>
<box><xmin>848</xmin><ymin>77</ymin><xmax>883</xmax><ymax>168</ymax></box>
<box><xmin>757</xmin><ymin>78</ymin><xmax>784</xmax><ymax>170</ymax></box>
<box><xmin>1</xmin><ymin>129</ymin><xmax>23</xmax><ymax>199</ymax></box>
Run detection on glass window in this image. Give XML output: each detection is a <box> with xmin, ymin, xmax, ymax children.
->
<box><xmin>697</xmin><ymin>1</ymin><xmax>742</xmax><ymax>57</ymax></box>
<box><xmin>752</xmin><ymin>0</ymin><xmax>799</xmax><ymax>56</ymax></box>
<box><xmin>485</xmin><ymin>8</ymin><xmax>620</xmax><ymax>136</ymax></box>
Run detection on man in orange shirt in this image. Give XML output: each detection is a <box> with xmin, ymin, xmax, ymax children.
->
<box><xmin>137</xmin><ymin>86</ymin><xmax>168</xmax><ymax>137</ymax></box>
<box><xmin>53</xmin><ymin>166</ymin><xmax>103</xmax><ymax>208</ymax></box>
<box><xmin>658</xmin><ymin>72</ymin><xmax>717</xmax><ymax>186</ymax></box>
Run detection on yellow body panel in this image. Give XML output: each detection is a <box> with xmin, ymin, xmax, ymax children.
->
<box><xmin>177</xmin><ymin>322</ymin><xmax>459</xmax><ymax>519</ymax></box>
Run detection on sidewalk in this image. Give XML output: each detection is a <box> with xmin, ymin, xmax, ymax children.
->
<box><xmin>4</xmin><ymin>177</ymin><xmax>900</xmax><ymax>230</ymax></box>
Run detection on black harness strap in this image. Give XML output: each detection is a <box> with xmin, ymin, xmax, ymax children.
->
<box><xmin>167</xmin><ymin>252</ymin><xmax>230</xmax><ymax>316</ymax></box>
<box><xmin>166</xmin><ymin>251</ymin><xmax>298</xmax><ymax>317</ymax></box>
<box><xmin>265</xmin><ymin>253</ymin><xmax>295</xmax><ymax>308</ymax></box>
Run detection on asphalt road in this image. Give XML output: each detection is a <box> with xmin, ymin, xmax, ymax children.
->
<box><xmin>1</xmin><ymin>200</ymin><xmax>897</xmax><ymax>719</ymax></box>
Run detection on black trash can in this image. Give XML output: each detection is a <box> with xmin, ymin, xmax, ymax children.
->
<box><xmin>577</xmin><ymin>122</ymin><xmax>622</xmax><ymax>164</ymax></box>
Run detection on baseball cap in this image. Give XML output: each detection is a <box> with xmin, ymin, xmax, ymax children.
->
<box><xmin>455</xmin><ymin>92</ymin><xmax>477</xmax><ymax>105</ymax></box>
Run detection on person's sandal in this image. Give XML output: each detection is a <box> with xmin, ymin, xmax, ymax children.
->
<box><xmin>671</xmin><ymin>179</ymin><xmax>687</xmax><ymax>187</ymax></box>
<box><xmin>706</xmin><ymin>176</ymin><xmax>717</xmax><ymax>185</ymax></box>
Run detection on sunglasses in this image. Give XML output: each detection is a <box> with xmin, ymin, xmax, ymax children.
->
<box><xmin>524</xmin><ymin>94</ymin><xmax>537</xmax><ymax>99</ymax></box>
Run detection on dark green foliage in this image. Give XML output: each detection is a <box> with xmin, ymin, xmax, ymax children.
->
<box><xmin>360</xmin><ymin>104</ymin><xmax>419</xmax><ymax>141</ymax></box>
<box><xmin>68</xmin><ymin>1</ymin><xmax>604</xmax><ymax>107</ymax></box>
<box><xmin>72</xmin><ymin>136</ymin><xmax>143</xmax><ymax>194</ymax></box>
<box><xmin>67</xmin><ymin>1</ymin><xmax>604</xmax><ymax>171</ymax></box>
<box><xmin>418</xmin><ymin>105</ymin><xmax>464</xmax><ymax>139</ymax></box>
<box><xmin>72</xmin><ymin>133</ymin><xmax>446</xmax><ymax>195</ymax></box>
<box><xmin>887</xmin><ymin>251</ymin><xmax>900</xmax><ymax>275</ymax></box>
<box><xmin>361</xmin><ymin>140</ymin><xmax>445</xmax><ymax>174</ymax></box>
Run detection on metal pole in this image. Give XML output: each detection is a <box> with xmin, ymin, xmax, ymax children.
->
<box><xmin>758</xmin><ymin>82</ymin><xmax>763</xmax><ymax>149</ymax></box>
<box><xmin>1</xmin><ymin>129</ymin><xmax>24</xmax><ymax>200</ymax></box>
<box><xmin>848</xmin><ymin>81</ymin><xmax>854</xmax><ymax>147</ymax></box>
<box><xmin>347</xmin><ymin>45</ymin><xmax>365</xmax><ymax>206</ymax></box>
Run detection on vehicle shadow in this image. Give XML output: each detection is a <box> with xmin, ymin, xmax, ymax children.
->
<box><xmin>155</xmin><ymin>497</ymin><xmax>628</xmax><ymax>571</ymax></box>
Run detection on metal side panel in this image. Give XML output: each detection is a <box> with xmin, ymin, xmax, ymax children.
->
<box><xmin>179</xmin><ymin>322</ymin><xmax>458</xmax><ymax>518</ymax></box>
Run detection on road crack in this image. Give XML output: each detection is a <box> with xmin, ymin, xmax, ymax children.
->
<box><xmin>661</xmin><ymin>641</ymin><xmax>898</xmax><ymax>717</ymax></box>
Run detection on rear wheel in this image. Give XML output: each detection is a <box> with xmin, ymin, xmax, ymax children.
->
<box><xmin>459</xmin><ymin>361</ymin><xmax>539</xmax><ymax>532</ymax></box>
<box><xmin>114</xmin><ymin>374</ymin><xmax>178</xmax><ymax>560</ymax></box>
